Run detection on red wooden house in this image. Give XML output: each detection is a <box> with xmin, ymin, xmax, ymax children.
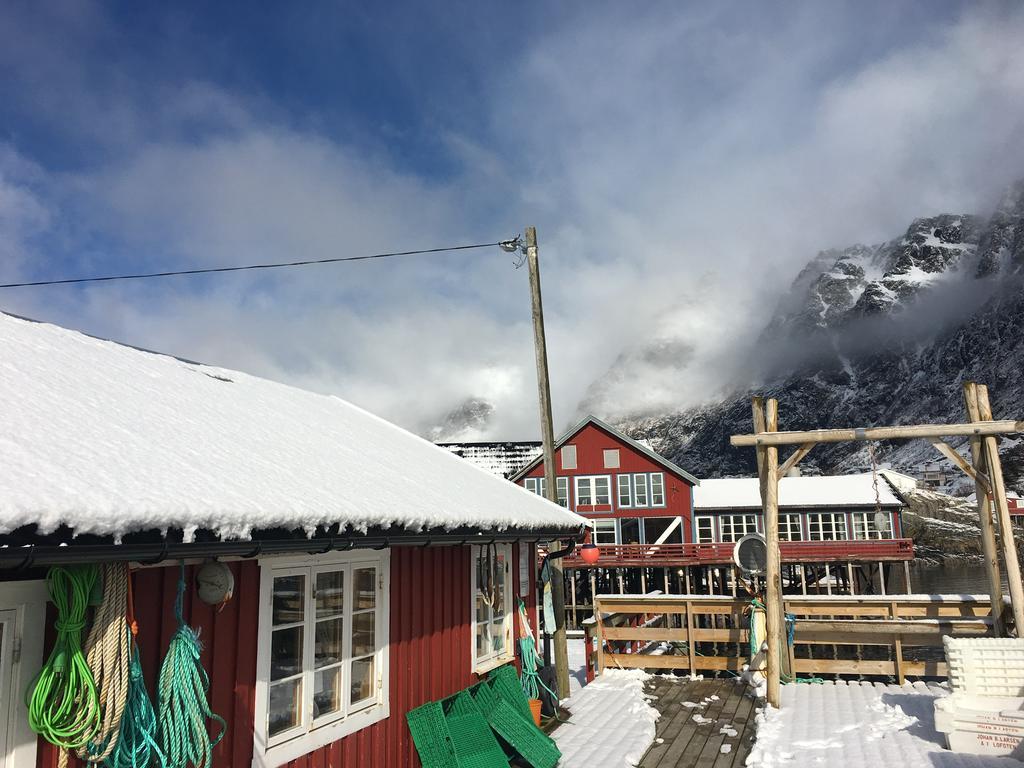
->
<box><xmin>0</xmin><ymin>312</ymin><xmax>584</xmax><ymax>768</ymax></box>
<box><xmin>510</xmin><ymin>416</ymin><xmax>700</xmax><ymax>554</ymax></box>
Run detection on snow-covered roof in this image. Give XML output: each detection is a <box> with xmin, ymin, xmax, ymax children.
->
<box><xmin>0</xmin><ymin>313</ymin><xmax>586</xmax><ymax>541</ymax></box>
<box><xmin>436</xmin><ymin>441</ymin><xmax>541</xmax><ymax>479</ymax></box>
<box><xmin>693</xmin><ymin>473</ymin><xmax>903</xmax><ymax>511</ymax></box>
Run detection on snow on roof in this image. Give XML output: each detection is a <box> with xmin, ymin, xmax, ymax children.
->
<box><xmin>0</xmin><ymin>313</ymin><xmax>586</xmax><ymax>540</ymax></box>
<box><xmin>436</xmin><ymin>441</ymin><xmax>541</xmax><ymax>479</ymax></box>
<box><xmin>693</xmin><ymin>473</ymin><xmax>902</xmax><ymax>510</ymax></box>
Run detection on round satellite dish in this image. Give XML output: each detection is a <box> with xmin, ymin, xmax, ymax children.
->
<box><xmin>874</xmin><ymin>511</ymin><xmax>890</xmax><ymax>536</ymax></box>
<box><xmin>733</xmin><ymin>533</ymin><xmax>768</xmax><ymax>575</ymax></box>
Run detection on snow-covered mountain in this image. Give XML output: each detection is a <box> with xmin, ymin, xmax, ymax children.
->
<box><xmin>608</xmin><ymin>180</ymin><xmax>1024</xmax><ymax>488</ymax></box>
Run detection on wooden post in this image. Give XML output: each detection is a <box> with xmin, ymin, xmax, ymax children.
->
<box><xmin>594</xmin><ymin>596</ymin><xmax>605</xmax><ymax>675</ymax></box>
<box><xmin>825</xmin><ymin>563</ymin><xmax>832</xmax><ymax>596</ymax></box>
<box><xmin>800</xmin><ymin>566</ymin><xmax>807</xmax><ymax>595</ymax></box>
<box><xmin>570</xmin><ymin>570</ymin><xmax>578</xmax><ymax>629</ymax></box>
<box><xmin>964</xmin><ymin>382</ymin><xmax>1005</xmax><ymax>635</ymax></box>
<box><xmin>684</xmin><ymin>567</ymin><xmax>692</xmax><ymax>595</ymax></box>
<box><xmin>847</xmin><ymin>563</ymin><xmax>856</xmax><ymax>596</ymax></box>
<box><xmin>524</xmin><ymin>226</ymin><xmax>570</xmax><ymax>698</ymax></box>
<box><xmin>903</xmin><ymin>562</ymin><xmax>912</xmax><ymax>595</ymax></box>
<box><xmin>640</xmin><ymin>567</ymin><xmax>647</xmax><ymax>595</ymax></box>
<box><xmin>685</xmin><ymin>599</ymin><xmax>697</xmax><ymax>676</ymax></box>
<box><xmin>877</xmin><ymin>563</ymin><xmax>886</xmax><ymax>595</ymax></box>
<box><xmin>754</xmin><ymin>396</ymin><xmax>783</xmax><ymax>707</ymax></box>
<box><xmin>618</xmin><ymin>569</ymin><xmax>624</xmax><ymax>594</ymax></box>
<box><xmin>891</xmin><ymin>600</ymin><xmax>905</xmax><ymax>684</ymax></box>
<box><xmin>977</xmin><ymin>384</ymin><xmax>1024</xmax><ymax>631</ymax></box>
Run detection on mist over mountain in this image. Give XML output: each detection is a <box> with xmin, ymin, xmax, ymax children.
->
<box><xmin>600</xmin><ymin>180</ymin><xmax>1024</xmax><ymax>488</ymax></box>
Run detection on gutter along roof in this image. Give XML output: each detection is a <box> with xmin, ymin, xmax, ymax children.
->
<box><xmin>0</xmin><ymin>312</ymin><xmax>585</xmax><ymax>557</ymax></box>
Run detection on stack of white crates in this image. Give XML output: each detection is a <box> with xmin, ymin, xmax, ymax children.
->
<box><xmin>935</xmin><ymin>637</ymin><xmax>1024</xmax><ymax>758</ymax></box>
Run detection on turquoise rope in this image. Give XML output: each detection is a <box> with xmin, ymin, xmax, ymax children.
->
<box><xmin>104</xmin><ymin>633</ymin><xmax>166</xmax><ymax>768</ymax></box>
<box><xmin>157</xmin><ymin>564</ymin><xmax>226</xmax><ymax>768</ymax></box>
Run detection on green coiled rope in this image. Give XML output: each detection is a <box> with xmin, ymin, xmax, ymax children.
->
<box><xmin>27</xmin><ymin>565</ymin><xmax>102</xmax><ymax>752</ymax></box>
<box><xmin>104</xmin><ymin>631</ymin><xmax>166</xmax><ymax>768</ymax></box>
<box><xmin>157</xmin><ymin>564</ymin><xmax>226</xmax><ymax>768</ymax></box>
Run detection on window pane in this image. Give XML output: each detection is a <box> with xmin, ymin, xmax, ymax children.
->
<box><xmin>650</xmin><ymin>474</ymin><xmax>665</xmax><ymax>505</ymax></box>
<box><xmin>576</xmin><ymin>478</ymin><xmax>592</xmax><ymax>505</ymax></box>
<box><xmin>620</xmin><ymin>518</ymin><xmax>641</xmax><ymax>544</ymax></box>
<box><xmin>593</xmin><ymin>519</ymin><xmax>617</xmax><ymax>545</ymax></box>
<box><xmin>643</xmin><ymin>517</ymin><xmax>682</xmax><ymax>545</ymax></box>
<box><xmin>268</xmin><ymin>678</ymin><xmax>302</xmax><ymax>737</ymax></box>
<box><xmin>270</xmin><ymin>626</ymin><xmax>303</xmax><ymax>680</ymax></box>
<box><xmin>313</xmin><ymin>666</ymin><xmax>341</xmax><ymax>719</ymax></box>
<box><xmin>273</xmin><ymin>575</ymin><xmax>305</xmax><ymax>625</ymax></box>
<box><xmin>696</xmin><ymin>517</ymin><xmax>714</xmax><ymax>543</ymax></box>
<box><xmin>556</xmin><ymin>477</ymin><xmax>569</xmax><ymax>508</ymax></box>
<box><xmin>315</xmin><ymin>570</ymin><xmax>344</xmax><ymax>619</ymax></box>
<box><xmin>634</xmin><ymin>475</ymin><xmax>648</xmax><ymax>506</ymax></box>
<box><xmin>603</xmin><ymin>449</ymin><xmax>620</xmax><ymax>469</ymax></box>
<box><xmin>352</xmin><ymin>611</ymin><xmax>376</xmax><ymax>657</ymax></box>
<box><xmin>490</xmin><ymin>616</ymin><xmax>506</xmax><ymax>653</ymax></box>
<box><xmin>618</xmin><ymin>475</ymin><xmax>632</xmax><ymax>507</ymax></box>
<box><xmin>594</xmin><ymin>477</ymin><xmax>610</xmax><ymax>505</ymax></box>
<box><xmin>351</xmin><ymin>657</ymin><xmax>375</xmax><ymax>705</ymax></box>
<box><xmin>314</xmin><ymin>617</ymin><xmax>343</xmax><ymax>668</ymax></box>
<box><xmin>353</xmin><ymin>567</ymin><xmax>377</xmax><ymax>610</ymax></box>
<box><xmin>524</xmin><ymin>478</ymin><xmax>536</xmax><ymax>493</ymax></box>
<box><xmin>561</xmin><ymin>445</ymin><xmax>577</xmax><ymax>469</ymax></box>
<box><xmin>475</xmin><ymin>615</ymin><xmax>492</xmax><ymax>656</ymax></box>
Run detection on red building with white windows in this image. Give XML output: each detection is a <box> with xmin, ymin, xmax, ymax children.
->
<box><xmin>510</xmin><ymin>415</ymin><xmax>700</xmax><ymax>555</ymax></box>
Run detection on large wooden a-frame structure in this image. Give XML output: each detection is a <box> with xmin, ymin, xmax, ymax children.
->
<box><xmin>730</xmin><ymin>381</ymin><xmax>1024</xmax><ymax>708</ymax></box>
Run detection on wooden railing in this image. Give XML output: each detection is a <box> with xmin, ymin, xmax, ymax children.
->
<box><xmin>560</xmin><ymin>539</ymin><xmax>914</xmax><ymax>568</ymax></box>
<box><xmin>589</xmin><ymin>593</ymin><xmax>1002</xmax><ymax>683</ymax></box>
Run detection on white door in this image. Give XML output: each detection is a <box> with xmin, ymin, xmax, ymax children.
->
<box><xmin>0</xmin><ymin>582</ymin><xmax>47</xmax><ymax>768</ymax></box>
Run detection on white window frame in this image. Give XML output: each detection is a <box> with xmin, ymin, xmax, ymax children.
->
<box><xmin>603</xmin><ymin>449</ymin><xmax>621</xmax><ymax>469</ymax></box>
<box><xmin>254</xmin><ymin>551</ymin><xmax>391</xmax><ymax>768</ymax></box>
<box><xmin>471</xmin><ymin>543</ymin><xmax>514</xmax><ymax>674</ymax></box>
<box><xmin>617</xmin><ymin>474</ymin><xmax>632</xmax><ymax>508</ymax></box>
<box><xmin>807</xmin><ymin>512</ymin><xmax>848</xmax><ymax>541</ymax></box>
<box><xmin>649</xmin><ymin>473</ymin><xmax>666</xmax><ymax>507</ymax></box>
<box><xmin>719</xmin><ymin>514</ymin><xmax>758</xmax><ymax>543</ymax></box>
<box><xmin>556</xmin><ymin>477</ymin><xmax>570</xmax><ymax>508</ymax></box>
<box><xmin>561</xmin><ymin>445</ymin><xmax>577</xmax><ymax>470</ymax></box>
<box><xmin>779</xmin><ymin>513</ymin><xmax>804</xmax><ymax>541</ymax></box>
<box><xmin>852</xmin><ymin>511</ymin><xmax>890</xmax><ymax>540</ymax></box>
<box><xmin>633</xmin><ymin>474</ymin><xmax>649</xmax><ymax>507</ymax></box>
<box><xmin>695</xmin><ymin>515</ymin><xmax>715</xmax><ymax>543</ymax></box>
<box><xmin>525</xmin><ymin>477</ymin><xmax>569</xmax><ymax>508</ymax></box>
<box><xmin>574</xmin><ymin>475</ymin><xmax>612</xmax><ymax>507</ymax></box>
<box><xmin>0</xmin><ymin>581</ymin><xmax>46</xmax><ymax>768</ymax></box>
<box><xmin>592</xmin><ymin>519</ymin><xmax>618</xmax><ymax>545</ymax></box>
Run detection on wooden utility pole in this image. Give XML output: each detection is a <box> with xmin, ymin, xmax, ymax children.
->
<box><xmin>525</xmin><ymin>226</ymin><xmax>571</xmax><ymax>698</ymax></box>
<box><xmin>963</xmin><ymin>382</ymin><xmax>1005</xmax><ymax>635</ymax></box>
<box><xmin>753</xmin><ymin>397</ymin><xmax>783</xmax><ymax>707</ymax></box>
<box><xmin>976</xmin><ymin>384</ymin><xmax>1024</xmax><ymax>631</ymax></box>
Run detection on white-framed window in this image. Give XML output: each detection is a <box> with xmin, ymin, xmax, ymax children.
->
<box><xmin>472</xmin><ymin>543</ymin><xmax>514</xmax><ymax>673</ymax></box>
<box><xmin>695</xmin><ymin>516</ymin><xmax>715</xmax><ymax>543</ymax></box>
<box><xmin>779</xmin><ymin>513</ymin><xmax>803</xmax><ymax>541</ymax></box>
<box><xmin>523</xmin><ymin>477</ymin><xmax>570</xmax><ymax>508</ymax></box>
<box><xmin>633</xmin><ymin>474</ymin><xmax>649</xmax><ymax>507</ymax></box>
<box><xmin>852</xmin><ymin>511</ymin><xmax>890</xmax><ymax>540</ymax></box>
<box><xmin>592</xmin><ymin>519</ymin><xmax>618</xmax><ymax>545</ymax></box>
<box><xmin>254</xmin><ymin>551</ymin><xmax>390</xmax><ymax>767</ymax></box>
<box><xmin>808</xmin><ymin>513</ymin><xmax>848</xmax><ymax>541</ymax></box>
<box><xmin>603</xmin><ymin>449</ymin><xmax>620</xmax><ymax>469</ymax></box>
<box><xmin>650</xmin><ymin>473</ymin><xmax>666</xmax><ymax>507</ymax></box>
<box><xmin>561</xmin><ymin>445</ymin><xmax>577</xmax><ymax>470</ymax></box>
<box><xmin>719</xmin><ymin>514</ymin><xmax>758</xmax><ymax>542</ymax></box>
<box><xmin>0</xmin><ymin>581</ymin><xmax>47</xmax><ymax>768</ymax></box>
<box><xmin>575</xmin><ymin>476</ymin><xmax>611</xmax><ymax>506</ymax></box>
<box><xmin>617</xmin><ymin>474</ymin><xmax>632</xmax><ymax>508</ymax></box>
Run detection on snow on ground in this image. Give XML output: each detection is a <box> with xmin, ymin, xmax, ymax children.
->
<box><xmin>553</xmin><ymin>669</ymin><xmax>659</xmax><ymax>767</ymax></box>
<box><xmin>567</xmin><ymin>635</ymin><xmax>588</xmax><ymax>695</ymax></box>
<box><xmin>0</xmin><ymin>312</ymin><xmax>586</xmax><ymax>539</ymax></box>
<box><xmin>748</xmin><ymin>680</ymin><xmax>1019</xmax><ymax>767</ymax></box>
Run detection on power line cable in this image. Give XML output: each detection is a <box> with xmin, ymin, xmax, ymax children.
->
<box><xmin>0</xmin><ymin>240</ymin><xmax>513</xmax><ymax>289</ymax></box>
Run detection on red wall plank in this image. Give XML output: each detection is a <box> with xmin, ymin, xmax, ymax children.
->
<box><xmin>37</xmin><ymin>544</ymin><xmax>535</xmax><ymax>768</ymax></box>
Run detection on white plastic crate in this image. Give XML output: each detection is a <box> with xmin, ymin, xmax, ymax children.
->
<box><xmin>934</xmin><ymin>693</ymin><xmax>1024</xmax><ymax>758</ymax></box>
<box><xmin>944</xmin><ymin>637</ymin><xmax>1024</xmax><ymax>697</ymax></box>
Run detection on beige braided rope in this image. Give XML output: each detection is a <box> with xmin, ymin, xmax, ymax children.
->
<box><xmin>67</xmin><ymin>562</ymin><xmax>131</xmax><ymax>765</ymax></box>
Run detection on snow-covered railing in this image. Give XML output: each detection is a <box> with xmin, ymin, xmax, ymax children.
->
<box><xmin>559</xmin><ymin>538</ymin><xmax>914</xmax><ymax>568</ymax></box>
<box><xmin>591</xmin><ymin>593</ymin><xmax>1003</xmax><ymax>683</ymax></box>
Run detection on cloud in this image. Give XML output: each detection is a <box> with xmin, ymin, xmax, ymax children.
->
<box><xmin>2</xmin><ymin>2</ymin><xmax>1024</xmax><ymax>438</ymax></box>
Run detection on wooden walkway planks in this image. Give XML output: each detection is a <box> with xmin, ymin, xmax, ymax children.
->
<box><xmin>638</xmin><ymin>677</ymin><xmax>760</xmax><ymax>768</ymax></box>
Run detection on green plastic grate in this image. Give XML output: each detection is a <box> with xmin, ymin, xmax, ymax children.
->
<box><xmin>406</xmin><ymin>701</ymin><xmax>458</xmax><ymax>768</ymax></box>
<box><xmin>487</xmin><ymin>666</ymin><xmax>533</xmax><ymax>722</ymax></box>
<box><xmin>484</xmin><ymin>699</ymin><xmax>560</xmax><ymax>768</ymax></box>
<box><xmin>446</xmin><ymin>689</ymin><xmax>483</xmax><ymax>718</ymax></box>
<box><xmin>446</xmin><ymin>712</ymin><xmax>511</xmax><ymax>768</ymax></box>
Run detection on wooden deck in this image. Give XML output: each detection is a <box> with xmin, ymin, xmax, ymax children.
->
<box><xmin>638</xmin><ymin>677</ymin><xmax>760</xmax><ymax>768</ymax></box>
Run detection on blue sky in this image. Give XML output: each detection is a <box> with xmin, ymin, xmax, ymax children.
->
<box><xmin>2</xmin><ymin>1</ymin><xmax>1023</xmax><ymax>437</ymax></box>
